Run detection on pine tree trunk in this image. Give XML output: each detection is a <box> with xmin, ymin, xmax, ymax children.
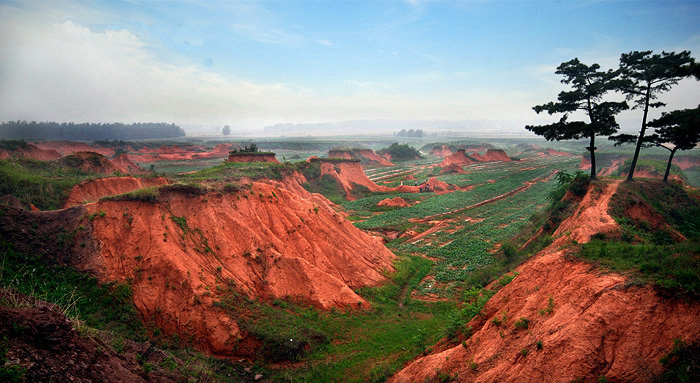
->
<box><xmin>627</xmin><ymin>87</ymin><xmax>651</xmax><ymax>181</ymax></box>
<box><xmin>663</xmin><ymin>149</ymin><xmax>676</xmax><ymax>183</ymax></box>
<box><xmin>588</xmin><ymin>135</ymin><xmax>597</xmax><ymax>179</ymax></box>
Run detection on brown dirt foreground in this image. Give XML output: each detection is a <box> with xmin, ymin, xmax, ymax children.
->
<box><xmin>82</xmin><ymin>181</ymin><xmax>395</xmax><ymax>356</ymax></box>
<box><xmin>390</xmin><ymin>180</ymin><xmax>700</xmax><ymax>383</ymax></box>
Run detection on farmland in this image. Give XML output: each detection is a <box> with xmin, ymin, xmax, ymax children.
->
<box><xmin>343</xmin><ymin>152</ymin><xmax>580</xmax><ymax>297</ymax></box>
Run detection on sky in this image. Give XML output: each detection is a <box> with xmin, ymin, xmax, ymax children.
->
<box><xmin>1</xmin><ymin>0</ymin><xmax>699</xmax><ymax>134</ymax></box>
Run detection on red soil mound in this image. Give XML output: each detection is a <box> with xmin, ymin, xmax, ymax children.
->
<box><xmin>429</xmin><ymin>144</ymin><xmax>493</xmax><ymax>157</ymax></box>
<box><xmin>111</xmin><ymin>154</ymin><xmax>147</xmax><ymax>174</ymax></box>
<box><xmin>130</xmin><ymin>144</ymin><xmax>232</xmax><ymax>163</ymax></box>
<box><xmin>377</xmin><ymin>197</ymin><xmax>410</xmax><ymax>208</ymax></box>
<box><xmin>545</xmin><ymin>148</ymin><xmax>573</xmax><ymax>156</ymax></box>
<box><xmin>426</xmin><ymin>177</ymin><xmax>452</xmax><ymax>192</ymax></box>
<box><xmin>674</xmin><ymin>156</ymin><xmax>700</xmax><ymax>170</ymax></box>
<box><xmin>429</xmin><ymin>145</ymin><xmax>455</xmax><ymax>157</ymax></box>
<box><xmin>320</xmin><ymin>160</ymin><xmax>384</xmax><ymax>194</ymax></box>
<box><xmin>438</xmin><ymin>150</ymin><xmax>478</xmax><ymax>168</ymax></box>
<box><xmin>55</xmin><ymin>151</ymin><xmax>120</xmax><ymax>174</ymax></box>
<box><xmin>317</xmin><ymin>159</ymin><xmax>419</xmax><ymax>197</ymax></box>
<box><xmin>329</xmin><ymin>149</ymin><xmax>394</xmax><ymax>166</ymax></box>
<box><xmin>328</xmin><ymin>150</ymin><xmax>356</xmax><ymax>161</ymax></box>
<box><xmin>0</xmin><ymin>143</ymin><xmax>61</xmax><ymax>161</ymax></box>
<box><xmin>439</xmin><ymin>163</ymin><xmax>466</xmax><ymax>174</ymax></box>
<box><xmin>83</xmin><ymin>182</ymin><xmax>395</xmax><ymax>355</ymax></box>
<box><xmin>192</xmin><ymin>143</ymin><xmax>236</xmax><ymax>159</ymax></box>
<box><xmin>390</xmin><ymin>180</ymin><xmax>700</xmax><ymax>383</ymax></box>
<box><xmin>264</xmin><ymin>170</ymin><xmax>336</xmax><ymax>212</ymax></box>
<box><xmin>34</xmin><ymin>141</ymin><xmax>114</xmax><ymax>156</ymax></box>
<box><xmin>356</xmin><ymin>149</ymin><xmax>394</xmax><ymax>166</ymax></box>
<box><xmin>633</xmin><ymin>168</ymin><xmax>683</xmax><ymax>183</ymax></box>
<box><xmin>138</xmin><ymin>144</ymin><xmax>194</xmax><ymax>155</ymax></box>
<box><xmin>470</xmin><ymin>149</ymin><xmax>512</xmax><ymax>162</ymax></box>
<box><xmin>228</xmin><ymin>153</ymin><xmax>281</xmax><ymax>163</ymax></box>
<box><xmin>64</xmin><ymin>176</ymin><xmax>169</xmax><ymax>208</ymax></box>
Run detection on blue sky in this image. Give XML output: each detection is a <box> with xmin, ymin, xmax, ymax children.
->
<box><xmin>1</xmin><ymin>0</ymin><xmax>699</xmax><ymax>133</ymax></box>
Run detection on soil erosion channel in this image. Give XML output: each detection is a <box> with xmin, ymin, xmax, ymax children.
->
<box><xmin>390</xmin><ymin>180</ymin><xmax>700</xmax><ymax>382</ymax></box>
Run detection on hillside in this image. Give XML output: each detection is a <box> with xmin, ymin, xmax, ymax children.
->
<box><xmin>390</xmin><ymin>179</ymin><xmax>700</xmax><ymax>382</ymax></box>
<box><xmin>3</xmin><ymin>180</ymin><xmax>396</xmax><ymax>357</ymax></box>
<box><xmin>2</xmin><ymin>139</ymin><xmax>698</xmax><ymax>382</ymax></box>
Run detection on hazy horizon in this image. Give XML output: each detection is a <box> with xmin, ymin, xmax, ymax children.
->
<box><xmin>1</xmin><ymin>0</ymin><xmax>699</xmax><ymax>134</ymax></box>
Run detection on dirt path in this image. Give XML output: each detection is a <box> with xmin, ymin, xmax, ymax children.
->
<box><xmin>552</xmin><ymin>179</ymin><xmax>621</xmax><ymax>246</ymax></box>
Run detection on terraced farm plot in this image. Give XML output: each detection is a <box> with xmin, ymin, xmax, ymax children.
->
<box><xmin>346</xmin><ymin>154</ymin><xmax>580</xmax><ymax>296</ymax></box>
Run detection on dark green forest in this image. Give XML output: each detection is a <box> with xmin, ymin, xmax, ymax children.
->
<box><xmin>0</xmin><ymin>121</ymin><xmax>186</xmax><ymax>141</ymax></box>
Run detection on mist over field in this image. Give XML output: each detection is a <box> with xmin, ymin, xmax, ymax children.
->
<box><xmin>1</xmin><ymin>0</ymin><xmax>699</xmax><ymax>135</ymax></box>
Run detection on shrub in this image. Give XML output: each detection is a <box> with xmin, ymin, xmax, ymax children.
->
<box><xmin>514</xmin><ymin>318</ymin><xmax>530</xmax><ymax>330</ymax></box>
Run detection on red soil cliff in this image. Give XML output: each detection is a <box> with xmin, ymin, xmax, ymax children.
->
<box><xmin>328</xmin><ymin>149</ymin><xmax>394</xmax><ymax>166</ymax></box>
<box><xmin>83</xmin><ymin>182</ymin><xmax>396</xmax><ymax>355</ymax></box>
<box><xmin>64</xmin><ymin>176</ymin><xmax>169</xmax><ymax>208</ymax></box>
<box><xmin>469</xmin><ymin>149</ymin><xmax>512</xmax><ymax>163</ymax></box>
<box><xmin>429</xmin><ymin>145</ymin><xmax>455</xmax><ymax>157</ymax></box>
<box><xmin>55</xmin><ymin>152</ymin><xmax>121</xmax><ymax>174</ymax></box>
<box><xmin>111</xmin><ymin>154</ymin><xmax>147</xmax><ymax>174</ymax></box>
<box><xmin>438</xmin><ymin>150</ymin><xmax>478</xmax><ymax>168</ymax></box>
<box><xmin>390</xmin><ymin>180</ymin><xmax>700</xmax><ymax>383</ymax></box>
<box><xmin>0</xmin><ymin>144</ymin><xmax>61</xmax><ymax>161</ymax></box>
<box><xmin>34</xmin><ymin>141</ymin><xmax>114</xmax><ymax>156</ymax></box>
<box><xmin>316</xmin><ymin>159</ymin><xmax>417</xmax><ymax>197</ymax></box>
<box><xmin>227</xmin><ymin>153</ymin><xmax>281</xmax><ymax>164</ymax></box>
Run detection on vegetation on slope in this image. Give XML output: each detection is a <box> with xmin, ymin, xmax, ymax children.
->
<box><xmin>614</xmin><ymin>158</ymin><xmax>687</xmax><ymax>183</ymax></box>
<box><xmin>0</xmin><ymin>158</ymin><xmax>89</xmax><ymax>210</ymax></box>
<box><xmin>579</xmin><ymin>180</ymin><xmax>700</xmax><ymax>296</ymax></box>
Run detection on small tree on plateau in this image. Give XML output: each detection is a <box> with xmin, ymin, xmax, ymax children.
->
<box><xmin>525</xmin><ymin>59</ymin><xmax>628</xmax><ymax>179</ymax></box>
<box><xmin>646</xmin><ymin>106</ymin><xmax>700</xmax><ymax>183</ymax></box>
<box><xmin>222</xmin><ymin>125</ymin><xmax>231</xmax><ymax>136</ymax></box>
<box><xmin>610</xmin><ymin>50</ymin><xmax>696</xmax><ymax>181</ymax></box>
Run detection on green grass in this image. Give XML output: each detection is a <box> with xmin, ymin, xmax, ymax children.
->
<box><xmin>615</xmin><ymin>158</ymin><xmax>687</xmax><ymax>182</ymax></box>
<box><xmin>609</xmin><ymin>180</ymin><xmax>700</xmax><ymax>240</ymax></box>
<box><xmin>0</xmin><ymin>240</ymin><xmax>146</xmax><ymax>340</ymax></box>
<box><xmin>576</xmin><ymin>180</ymin><xmax>700</xmax><ymax>296</ymax></box>
<box><xmin>579</xmin><ymin>240</ymin><xmax>700</xmax><ymax>296</ymax></box>
<box><xmin>0</xmin><ymin>158</ymin><xmax>90</xmax><ymax>210</ymax></box>
<box><xmin>215</xmin><ymin>254</ymin><xmax>457</xmax><ymax>382</ymax></box>
<box><xmin>303</xmin><ymin>174</ymin><xmax>348</xmax><ymax>204</ymax></box>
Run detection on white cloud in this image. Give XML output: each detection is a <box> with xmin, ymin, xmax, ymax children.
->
<box><xmin>0</xmin><ymin>4</ymin><xmax>534</xmax><ymax>129</ymax></box>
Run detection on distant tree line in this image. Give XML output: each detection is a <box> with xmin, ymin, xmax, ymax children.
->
<box><xmin>0</xmin><ymin>121</ymin><xmax>186</xmax><ymax>141</ymax></box>
<box><xmin>526</xmin><ymin>50</ymin><xmax>699</xmax><ymax>182</ymax></box>
<box><xmin>395</xmin><ymin>129</ymin><xmax>425</xmax><ymax>138</ymax></box>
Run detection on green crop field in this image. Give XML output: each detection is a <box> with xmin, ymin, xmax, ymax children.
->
<box><xmin>344</xmin><ymin>154</ymin><xmax>580</xmax><ymax>297</ymax></box>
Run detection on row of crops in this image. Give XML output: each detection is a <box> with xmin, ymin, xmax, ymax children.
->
<box><xmin>346</xmin><ymin>154</ymin><xmax>580</xmax><ymax>296</ymax></box>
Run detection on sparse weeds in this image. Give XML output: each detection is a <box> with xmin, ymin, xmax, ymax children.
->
<box><xmin>514</xmin><ymin>317</ymin><xmax>530</xmax><ymax>330</ymax></box>
<box><xmin>538</xmin><ymin>295</ymin><xmax>555</xmax><ymax>315</ymax></box>
<box><xmin>0</xmin><ymin>240</ymin><xmax>146</xmax><ymax>341</ymax></box>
